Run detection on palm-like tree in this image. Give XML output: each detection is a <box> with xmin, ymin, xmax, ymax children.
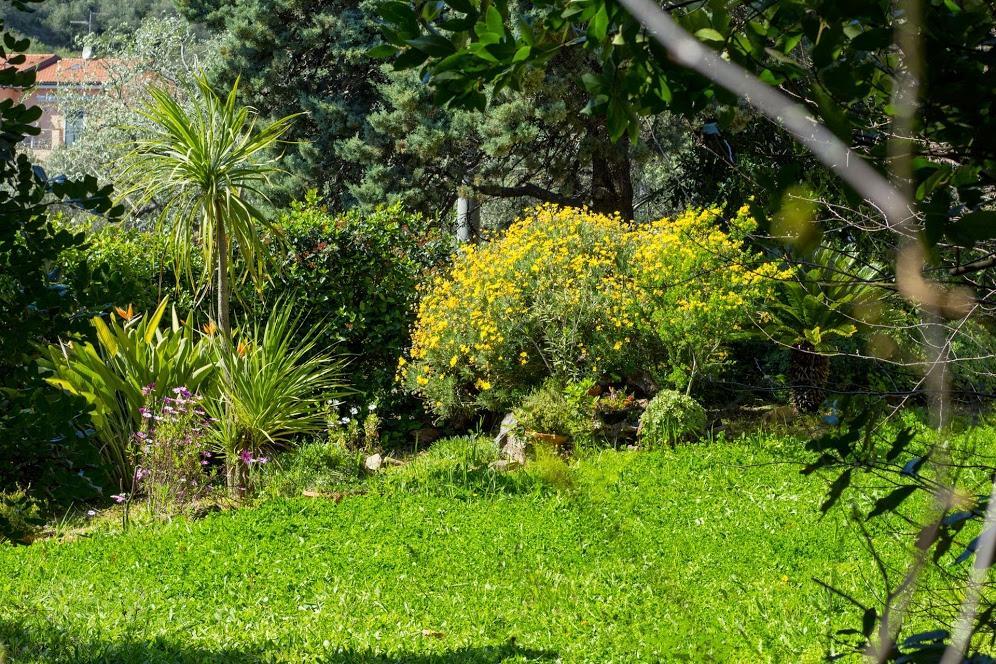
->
<box><xmin>765</xmin><ymin>248</ymin><xmax>884</xmax><ymax>413</ymax></box>
<box><xmin>120</xmin><ymin>75</ymin><xmax>297</xmax><ymax>337</ymax></box>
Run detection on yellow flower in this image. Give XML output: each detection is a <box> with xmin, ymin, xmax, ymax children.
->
<box><xmin>475</xmin><ymin>378</ymin><xmax>492</xmax><ymax>391</ymax></box>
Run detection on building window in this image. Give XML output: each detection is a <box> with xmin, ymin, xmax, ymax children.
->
<box><xmin>65</xmin><ymin>112</ymin><xmax>85</xmax><ymax>146</ymax></box>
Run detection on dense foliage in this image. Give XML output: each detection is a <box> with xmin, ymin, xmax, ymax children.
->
<box><xmin>0</xmin><ymin>0</ymin><xmax>121</xmax><ymax>499</ymax></box>
<box><xmin>249</xmin><ymin>197</ymin><xmax>451</xmax><ymax>401</ymax></box>
<box><xmin>40</xmin><ymin>301</ymin><xmax>215</xmax><ymax>484</ymax></box>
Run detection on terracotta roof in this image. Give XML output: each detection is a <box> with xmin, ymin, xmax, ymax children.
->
<box><xmin>0</xmin><ymin>53</ymin><xmax>60</xmax><ymax>73</ymax></box>
<box><xmin>34</xmin><ymin>58</ymin><xmax>112</xmax><ymax>85</ymax></box>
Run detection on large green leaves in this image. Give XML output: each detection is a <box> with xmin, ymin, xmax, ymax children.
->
<box><xmin>765</xmin><ymin>248</ymin><xmax>885</xmax><ymax>352</ymax></box>
<box><xmin>40</xmin><ymin>300</ymin><xmax>214</xmax><ymax>483</ymax></box>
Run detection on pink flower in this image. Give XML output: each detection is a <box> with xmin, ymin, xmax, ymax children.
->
<box><xmin>111</xmin><ymin>494</ymin><xmax>127</xmax><ymax>504</ymax></box>
<box><xmin>239</xmin><ymin>449</ymin><xmax>254</xmax><ymax>464</ymax></box>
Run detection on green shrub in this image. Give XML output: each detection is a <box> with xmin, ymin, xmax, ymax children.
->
<box><xmin>58</xmin><ymin>222</ymin><xmax>198</xmax><ymax>316</ymax></box>
<box><xmin>526</xmin><ymin>444</ymin><xmax>577</xmax><ymax>493</ymax></box>
<box><xmin>638</xmin><ymin>390</ymin><xmax>708</xmax><ymax>447</ymax></box>
<box><xmin>378</xmin><ymin>436</ymin><xmax>526</xmax><ymax>498</ymax></box>
<box><xmin>259</xmin><ymin>440</ymin><xmax>367</xmax><ymax>499</ymax></box>
<box><xmin>513</xmin><ymin>379</ymin><xmax>598</xmax><ymax>444</ymax></box>
<box><xmin>132</xmin><ymin>389</ymin><xmax>218</xmax><ymax>518</ymax></box>
<box><xmin>0</xmin><ymin>490</ymin><xmax>43</xmax><ymax>544</ymax></box>
<box><xmin>248</xmin><ymin>195</ymin><xmax>452</xmax><ymax>404</ymax></box>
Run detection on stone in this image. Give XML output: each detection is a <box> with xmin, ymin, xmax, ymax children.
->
<box><xmin>364</xmin><ymin>453</ymin><xmax>383</xmax><ymax>472</ymax></box>
<box><xmin>495</xmin><ymin>412</ymin><xmax>528</xmax><ymax>464</ymax></box>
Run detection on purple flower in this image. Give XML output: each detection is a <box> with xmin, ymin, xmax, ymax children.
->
<box><xmin>134</xmin><ymin>467</ymin><xmax>149</xmax><ymax>481</ymax></box>
<box><xmin>111</xmin><ymin>493</ymin><xmax>127</xmax><ymax>504</ymax></box>
<box><xmin>141</xmin><ymin>383</ymin><xmax>156</xmax><ymax>396</ymax></box>
<box><xmin>256</xmin><ymin>457</ymin><xmax>269</xmax><ymax>465</ymax></box>
<box><xmin>172</xmin><ymin>386</ymin><xmax>192</xmax><ymax>399</ymax></box>
<box><xmin>239</xmin><ymin>449</ymin><xmax>254</xmax><ymax>464</ymax></box>
<box><xmin>139</xmin><ymin>407</ymin><xmax>152</xmax><ymax>419</ymax></box>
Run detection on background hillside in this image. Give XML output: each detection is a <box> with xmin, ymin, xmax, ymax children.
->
<box><xmin>2</xmin><ymin>0</ymin><xmax>176</xmax><ymax>52</ymax></box>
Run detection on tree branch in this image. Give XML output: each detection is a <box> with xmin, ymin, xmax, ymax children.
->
<box><xmin>950</xmin><ymin>252</ymin><xmax>996</xmax><ymax>277</ymax></box>
<box><xmin>473</xmin><ymin>182</ymin><xmax>583</xmax><ymax>207</ymax></box>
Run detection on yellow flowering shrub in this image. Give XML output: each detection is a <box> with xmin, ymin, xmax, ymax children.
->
<box><xmin>403</xmin><ymin>204</ymin><xmax>782</xmax><ymax>418</ymax></box>
<box><xmin>632</xmin><ymin>204</ymin><xmax>789</xmax><ymax>389</ymax></box>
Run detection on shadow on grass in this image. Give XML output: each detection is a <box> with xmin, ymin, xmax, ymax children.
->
<box><xmin>0</xmin><ymin>621</ymin><xmax>557</xmax><ymax>663</ymax></box>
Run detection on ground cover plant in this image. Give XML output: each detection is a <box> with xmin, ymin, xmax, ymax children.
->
<box><xmin>1</xmin><ymin>433</ymin><xmax>977</xmax><ymax>663</ymax></box>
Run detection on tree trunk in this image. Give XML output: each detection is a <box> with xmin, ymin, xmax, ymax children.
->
<box><xmin>456</xmin><ymin>188</ymin><xmax>480</xmax><ymax>243</ymax></box>
<box><xmin>214</xmin><ymin>214</ymin><xmax>231</xmax><ymax>338</ymax></box>
<box><xmin>590</xmin><ymin>119</ymin><xmax>634</xmax><ymax>219</ymax></box>
<box><xmin>789</xmin><ymin>343</ymin><xmax>830</xmax><ymax>413</ymax></box>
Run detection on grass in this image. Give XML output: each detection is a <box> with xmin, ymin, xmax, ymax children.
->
<box><xmin>0</xmin><ymin>432</ymin><xmax>987</xmax><ymax>662</ymax></box>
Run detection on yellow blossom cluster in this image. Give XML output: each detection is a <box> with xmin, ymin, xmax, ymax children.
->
<box><xmin>402</xmin><ymin>204</ymin><xmax>784</xmax><ymax>418</ymax></box>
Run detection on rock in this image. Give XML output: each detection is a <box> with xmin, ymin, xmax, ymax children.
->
<box><xmin>364</xmin><ymin>453</ymin><xmax>383</xmax><ymax>472</ymax></box>
<box><xmin>489</xmin><ymin>459</ymin><xmax>522</xmax><ymax>472</ymax></box>
<box><xmin>495</xmin><ymin>412</ymin><xmax>528</xmax><ymax>464</ymax></box>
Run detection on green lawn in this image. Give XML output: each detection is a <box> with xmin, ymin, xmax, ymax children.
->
<box><xmin>0</xmin><ymin>436</ymin><xmax>922</xmax><ymax>662</ymax></box>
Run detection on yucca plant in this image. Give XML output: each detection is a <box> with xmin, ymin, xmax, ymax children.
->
<box><xmin>207</xmin><ymin>302</ymin><xmax>348</xmax><ymax>494</ymax></box>
<box><xmin>40</xmin><ymin>300</ymin><xmax>214</xmax><ymax>483</ymax></box>
<box><xmin>765</xmin><ymin>248</ymin><xmax>884</xmax><ymax>413</ymax></box>
<box><xmin>119</xmin><ymin>74</ymin><xmax>297</xmax><ymax>338</ymax></box>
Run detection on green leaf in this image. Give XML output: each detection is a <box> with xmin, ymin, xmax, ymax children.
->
<box><xmin>443</xmin><ymin>0</ymin><xmax>475</xmax><ymax>13</ymax></box>
<box><xmin>393</xmin><ymin>48</ymin><xmax>430</xmax><ymax>70</ymax></box>
<box><xmin>589</xmin><ymin>5</ymin><xmax>609</xmax><ymax>43</ymax></box>
<box><xmin>512</xmin><ymin>45</ymin><xmax>531</xmax><ymax>62</ymax></box>
<box><xmin>694</xmin><ymin>28</ymin><xmax>725</xmax><ymax>43</ymax></box>
<box><xmin>367</xmin><ymin>44</ymin><xmax>399</xmax><ymax>59</ymax></box>
<box><xmin>810</xmin><ymin>83</ymin><xmax>851</xmax><ymax>142</ymax></box>
<box><xmin>407</xmin><ymin>35</ymin><xmax>457</xmax><ymax>57</ymax></box>
<box><xmin>915</xmin><ymin>165</ymin><xmax>952</xmax><ymax>201</ymax></box>
<box><xmin>868</xmin><ymin>485</ymin><xmax>918</xmax><ymax>519</ymax></box>
<box><xmin>485</xmin><ymin>5</ymin><xmax>505</xmax><ymax>36</ymax></box>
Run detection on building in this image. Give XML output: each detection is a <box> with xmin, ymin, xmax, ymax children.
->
<box><xmin>0</xmin><ymin>54</ymin><xmax>112</xmax><ymax>160</ymax></box>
